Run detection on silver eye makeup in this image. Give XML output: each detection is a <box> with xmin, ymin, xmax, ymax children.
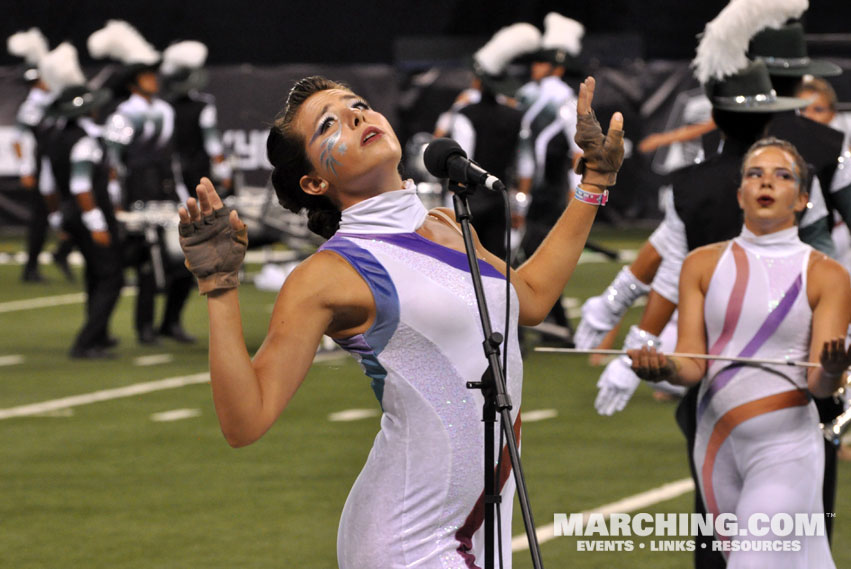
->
<box><xmin>316</xmin><ymin>100</ymin><xmax>371</xmax><ymax>136</ymax></box>
<box><xmin>745</xmin><ymin>167</ymin><xmax>796</xmax><ymax>182</ymax></box>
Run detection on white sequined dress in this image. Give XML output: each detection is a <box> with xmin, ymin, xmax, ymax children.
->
<box><xmin>320</xmin><ymin>183</ymin><xmax>523</xmax><ymax>569</ymax></box>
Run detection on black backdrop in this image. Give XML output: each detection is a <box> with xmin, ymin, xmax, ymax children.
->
<box><xmin>3</xmin><ymin>0</ymin><xmax>851</xmax><ymax>66</ymax></box>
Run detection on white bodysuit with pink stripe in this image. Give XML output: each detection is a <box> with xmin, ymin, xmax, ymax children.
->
<box><xmin>693</xmin><ymin>226</ymin><xmax>834</xmax><ymax>568</ymax></box>
<box><xmin>320</xmin><ymin>183</ymin><xmax>523</xmax><ymax>569</ymax></box>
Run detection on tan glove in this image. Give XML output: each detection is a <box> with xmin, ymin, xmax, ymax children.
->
<box><xmin>179</xmin><ymin>206</ymin><xmax>248</xmax><ymax>294</ymax></box>
<box><xmin>574</xmin><ymin>110</ymin><xmax>625</xmax><ymax>187</ymax></box>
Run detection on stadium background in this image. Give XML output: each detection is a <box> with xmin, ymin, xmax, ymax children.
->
<box><xmin>1</xmin><ymin>0</ymin><xmax>850</xmax><ymax>223</ymax></box>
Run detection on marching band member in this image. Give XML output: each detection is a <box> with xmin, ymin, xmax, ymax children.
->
<box><xmin>38</xmin><ymin>43</ymin><xmax>124</xmax><ymax>358</ymax></box>
<box><xmin>88</xmin><ymin>20</ymin><xmax>195</xmax><ymax>345</ymax></box>
<box><xmin>160</xmin><ymin>40</ymin><xmax>233</xmax><ymax>198</ymax></box>
<box><xmin>629</xmin><ymin>136</ymin><xmax>849</xmax><ymax>568</ymax></box>
<box><xmin>7</xmin><ymin>28</ymin><xmax>74</xmax><ymax>283</ymax></box>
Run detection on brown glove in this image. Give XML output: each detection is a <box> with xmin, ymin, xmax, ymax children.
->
<box><xmin>179</xmin><ymin>206</ymin><xmax>248</xmax><ymax>294</ymax></box>
<box><xmin>574</xmin><ymin>110</ymin><xmax>625</xmax><ymax>187</ymax></box>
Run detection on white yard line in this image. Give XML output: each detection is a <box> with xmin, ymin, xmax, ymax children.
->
<box><xmin>134</xmin><ymin>354</ymin><xmax>175</xmax><ymax>366</ymax></box>
<box><xmin>0</xmin><ymin>373</ymin><xmax>210</xmax><ymax>420</ymax></box>
<box><xmin>150</xmin><ymin>408</ymin><xmax>202</xmax><ymax>422</ymax></box>
<box><xmin>328</xmin><ymin>408</ymin><xmax>380</xmax><ymax>422</ymax></box>
<box><xmin>0</xmin><ymin>354</ymin><xmax>25</xmax><ymax>366</ymax></box>
<box><xmin>34</xmin><ymin>408</ymin><xmax>74</xmax><ymax>418</ymax></box>
<box><xmin>522</xmin><ymin>409</ymin><xmax>558</xmax><ymax>422</ymax></box>
<box><xmin>0</xmin><ymin>292</ymin><xmax>86</xmax><ymax>313</ymax></box>
<box><xmin>0</xmin><ymin>288</ymin><xmax>136</xmax><ymax>314</ymax></box>
<box><xmin>512</xmin><ymin>477</ymin><xmax>695</xmax><ymax>551</ymax></box>
<box><xmin>0</xmin><ymin>350</ymin><xmax>347</xmax><ymax>421</ymax></box>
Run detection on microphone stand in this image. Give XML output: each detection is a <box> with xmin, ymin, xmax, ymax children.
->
<box><xmin>448</xmin><ymin>180</ymin><xmax>544</xmax><ymax>569</ymax></box>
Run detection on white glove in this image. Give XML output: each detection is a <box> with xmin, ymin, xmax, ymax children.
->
<box><xmin>594</xmin><ymin>325</ymin><xmax>662</xmax><ymax>415</ymax></box>
<box><xmin>575</xmin><ymin>267</ymin><xmax>650</xmax><ymax>349</ymax></box>
<box><xmin>595</xmin><ymin>356</ymin><xmax>641</xmax><ymax>415</ymax></box>
<box><xmin>47</xmin><ymin>211</ymin><xmax>63</xmax><ymax>232</ymax></box>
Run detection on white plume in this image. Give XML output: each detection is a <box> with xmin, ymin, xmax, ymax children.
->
<box><xmin>541</xmin><ymin>13</ymin><xmax>584</xmax><ymax>56</ymax></box>
<box><xmin>692</xmin><ymin>0</ymin><xmax>808</xmax><ymax>84</ymax></box>
<box><xmin>161</xmin><ymin>41</ymin><xmax>208</xmax><ymax>75</ymax></box>
<box><xmin>87</xmin><ymin>20</ymin><xmax>159</xmax><ymax>65</ymax></box>
<box><xmin>38</xmin><ymin>43</ymin><xmax>86</xmax><ymax>94</ymax></box>
<box><xmin>474</xmin><ymin>23</ymin><xmax>542</xmax><ymax>76</ymax></box>
<box><xmin>7</xmin><ymin>28</ymin><xmax>49</xmax><ymax>64</ymax></box>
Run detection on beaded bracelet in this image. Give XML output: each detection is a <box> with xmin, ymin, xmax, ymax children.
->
<box><xmin>574</xmin><ymin>186</ymin><xmax>609</xmax><ymax>206</ymax></box>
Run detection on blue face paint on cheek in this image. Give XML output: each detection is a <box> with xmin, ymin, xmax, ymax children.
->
<box><xmin>319</xmin><ymin>124</ymin><xmax>343</xmax><ymax>177</ymax></box>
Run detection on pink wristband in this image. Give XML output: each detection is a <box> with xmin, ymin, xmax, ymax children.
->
<box><xmin>574</xmin><ymin>186</ymin><xmax>608</xmax><ymax>206</ymax></box>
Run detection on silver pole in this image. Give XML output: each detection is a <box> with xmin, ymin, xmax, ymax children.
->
<box><xmin>534</xmin><ymin>347</ymin><xmax>822</xmax><ymax>368</ymax></box>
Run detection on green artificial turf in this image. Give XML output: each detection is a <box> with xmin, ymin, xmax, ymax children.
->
<box><xmin>0</xmin><ymin>227</ymin><xmax>848</xmax><ymax>568</ymax></box>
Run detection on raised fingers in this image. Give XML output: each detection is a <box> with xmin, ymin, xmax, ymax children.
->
<box><xmin>608</xmin><ymin>111</ymin><xmax>624</xmax><ymax>133</ymax></box>
<box><xmin>229</xmin><ymin>209</ymin><xmax>245</xmax><ymax>231</ymax></box>
<box><xmin>577</xmin><ymin>76</ymin><xmax>595</xmax><ymax>115</ymax></box>
<box><xmin>182</xmin><ymin>197</ymin><xmax>200</xmax><ymax>223</ymax></box>
<box><xmin>197</xmin><ymin>177</ymin><xmax>224</xmax><ymax>214</ymax></box>
<box><xmin>822</xmin><ymin>337</ymin><xmax>842</xmax><ymax>360</ymax></box>
<box><xmin>178</xmin><ymin>205</ymin><xmax>191</xmax><ymax>224</ymax></box>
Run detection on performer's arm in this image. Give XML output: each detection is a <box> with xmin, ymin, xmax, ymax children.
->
<box><xmin>181</xmin><ymin>180</ymin><xmax>372</xmax><ymax>447</ymax></box>
<box><xmin>628</xmin><ymin>245</ymin><xmax>719</xmax><ymax>385</ymax></box>
<box><xmin>449</xmin><ymin>113</ymin><xmax>476</xmax><ymax>160</ymax></box>
<box><xmin>806</xmin><ymin>253</ymin><xmax>851</xmax><ymax>397</ymax></box>
<box><xmin>484</xmin><ymin>77</ymin><xmax>624</xmax><ymax>324</ymax></box>
<box><xmin>205</xmin><ymin>261</ymin><xmax>333</xmax><ymax>447</ymax></box>
<box><xmin>637</xmin><ymin>119</ymin><xmax>716</xmax><ymax>154</ymax></box>
<box><xmin>667</xmin><ymin>247</ymin><xmax>716</xmax><ymax>384</ymax></box>
<box><xmin>70</xmin><ymin>137</ymin><xmax>111</xmax><ymax>246</ymax></box>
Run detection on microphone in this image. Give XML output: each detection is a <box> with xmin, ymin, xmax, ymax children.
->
<box><xmin>424</xmin><ymin>138</ymin><xmax>506</xmax><ymax>192</ymax></box>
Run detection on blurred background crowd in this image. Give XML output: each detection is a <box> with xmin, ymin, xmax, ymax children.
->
<box><xmin>0</xmin><ymin>0</ymin><xmax>849</xmax><ymax>358</ymax></box>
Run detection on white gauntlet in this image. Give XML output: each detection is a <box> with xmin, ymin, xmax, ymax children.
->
<box><xmin>575</xmin><ymin>267</ymin><xmax>650</xmax><ymax>349</ymax></box>
<box><xmin>48</xmin><ymin>211</ymin><xmax>63</xmax><ymax>232</ymax></box>
<box><xmin>594</xmin><ymin>325</ymin><xmax>662</xmax><ymax>416</ymax></box>
<box><xmin>212</xmin><ymin>159</ymin><xmax>232</xmax><ymax>182</ymax></box>
<box><xmin>81</xmin><ymin>208</ymin><xmax>108</xmax><ymax>233</ymax></box>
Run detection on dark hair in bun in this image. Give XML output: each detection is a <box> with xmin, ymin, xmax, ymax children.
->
<box><xmin>267</xmin><ymin>76</ymin><xmax>349</xmax><ymax>239</ymax></box>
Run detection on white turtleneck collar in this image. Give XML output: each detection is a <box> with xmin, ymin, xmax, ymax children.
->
<box><xmin>735</xmin><ymin>225</ymin><xmax>803</xmax><ymax>256</ymax></box>
<box><xmin>337</xmin><ymin>179</ymin><xmax>428</xmax><ymax>234</ymax></box>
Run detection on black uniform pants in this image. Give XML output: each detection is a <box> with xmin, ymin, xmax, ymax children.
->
<box><xmin>62</xmin><ymin>213</ymin><xmax>124</xmax><ymax>353</ymax></box>
<box><xmin>124</xmin><ymin>231</ymin><xmax>193</xmax><ymax>336</ymax></box>
<box><xmin>24</xmin><ymin>187</ymin><xmax>48</xmax><ymax>274</ymax></box>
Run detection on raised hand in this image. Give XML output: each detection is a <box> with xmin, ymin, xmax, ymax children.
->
<box><xmin>574</xmin><ymin>77</ymin><xmax>625</xmax><ymax>188</ymax></box>
<box><xmin>178</xmin><ymin>177</ymin><xmax>248</xmax><ymax>295</ymax></box>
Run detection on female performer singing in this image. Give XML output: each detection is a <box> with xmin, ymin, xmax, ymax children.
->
<box><xmin>177</xmin><ymin>75</ymin><xmax>623</xmax><ymax>568</ymax></box>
